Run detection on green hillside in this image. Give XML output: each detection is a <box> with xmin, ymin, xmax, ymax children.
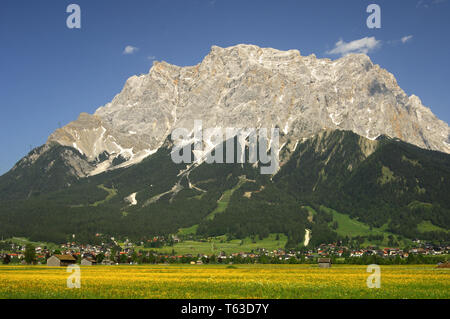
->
<box><xmin>0</xmin><ymin>130</ymin><xmax>449</xmax><ymax>247</ymax></box>
<box><xmin>141</xmin><ymin>233</ymin><xmax>288</xmax><ymax>255</ymax></box>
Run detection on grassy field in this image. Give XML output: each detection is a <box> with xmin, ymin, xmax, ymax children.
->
<box><xmin>177</xmin><ymin>224</ymin><xmax>199</xmax><ymax>236</ymax></box>
<box><xmin>136</xmin><ymin>233</ymin><xmax>288</xmax><ymax>255</ymax></box>
<box><xmin>317</xmin><ymin>206</ymin><xmax>412</xmax><ymax>247</ymax></box>
<box><xmin>92</xmin><ymin>184</ymin><xmax>117</xmax><ymax>207</ymax></box>
<box><xmin>2</xmin><ymin>237</ymin><xmax>59</xmax><ymax>251</ymax></box>
<box><xmin>417</xmin><ymin>220</ymin><xmax>448</xmax><ymax>233</ymax></box>
<box><xmin>319</xmin><ymin>206</ymin><xmax>389</xmax><ymax>238</ymax></box>
<box><xmin>205</xmin><ymin>176</ymin><xmax>247</xmax><ymax>221</ymax></box>
<box><xmin>0</xmin><ymin>264</ymin><xmax>448</xmax><ymax>299</ymax></box>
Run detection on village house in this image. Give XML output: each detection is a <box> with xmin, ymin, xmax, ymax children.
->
<box><xmin>81</xmin><ymin>257</ymin><xmax>97</xmax><ymax>266</ymax></box>
<box><xmin>318</xmin><ymin>258</ymin><xmax>332</xmax><ymax>268</ymax></box>
<box><xmin>47</xmin><ymin>254</ymin><xmax>77</xmax><ymax>267</ymax></box>
<box><xmin>351</xmin><ymin>251</ymin><xmax>364</xmax><ymax>257</ymax></box>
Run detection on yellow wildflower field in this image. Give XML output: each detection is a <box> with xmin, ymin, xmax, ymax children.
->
<box><xmin>0</xmin><ymin>264</ymin><xmax>448</xmax><ymax>299</ymax></box>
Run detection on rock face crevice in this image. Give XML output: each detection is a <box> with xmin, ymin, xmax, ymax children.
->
<box><xmin>41</xmin><ymin>44</ymin><xmax>449</xmax><ymax>176</ymax></box>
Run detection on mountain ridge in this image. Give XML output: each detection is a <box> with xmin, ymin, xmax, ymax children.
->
<box><xmin>1</xmin><ymin>44</ymin><xmax>449</xmax><ymax>246</ymax></box>
<box><xmin>1</xmin><ymin>129</ymin><xmax>448</xmax><ymax>246</ymax></box>
<box><xmin>27</xmin><ymin>43</ymin><xmax>448</xmax><ymax>179</ymax></box>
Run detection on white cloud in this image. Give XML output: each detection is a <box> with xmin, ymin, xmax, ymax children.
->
<box><xmin>417</xmin><ymin>0</ymin><xmax>429</xmax><ymax>7</ymax></box>
<box><xmin>327</xmin><ymin>37</ymin><xmax>381</xmax><ymax>56</ymax></box>
<box><xmin>417</xmin><ymin>0</ymin><xmax>447</xmax><ymax>8</ymax></box>
<box><xmin>147</xmin><ymin>55</ymin><xmax>156</xmax><ymax>60</ymax></box>
<box><xmin>401</xmin><ymin>35</ymin><xmax>413</xmax><ymax>44</ymax></box>
<box><xmin>123</xmin><ymin>45</ymin><xmax>139</xmax><ymax>55</ymax></box>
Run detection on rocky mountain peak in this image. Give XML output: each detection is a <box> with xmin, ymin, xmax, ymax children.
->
<box><xmin>41</xmin><ymin>44</ymin><xmax>449</xmax><ymax>177</ymax></box>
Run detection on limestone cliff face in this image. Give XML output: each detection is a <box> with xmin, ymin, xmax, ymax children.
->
<box><xmin>45</xmin><ymin>44</ymin><xmax>449</xmax><ymax>176</ymax></box>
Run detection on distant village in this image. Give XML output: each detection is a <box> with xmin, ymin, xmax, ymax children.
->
<box><xmin>1</xmin><ymin>235</ymin><xmax>448</xmax><ymax>266</ymax></box>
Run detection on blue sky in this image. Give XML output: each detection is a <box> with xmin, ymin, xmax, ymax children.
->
<box><xmin>1</xmin><ymin>0</ymin><xmax>449</xmax><ymax>175</ymax></box>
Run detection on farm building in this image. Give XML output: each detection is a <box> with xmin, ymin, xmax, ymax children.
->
<box><xmin>81</xmin><ymin>258</ymin><xmax>97</xmax><ymax>266</ymax></box>
<box><xmin>47</xmin><ymin>254</ymin><xmax>77</xmax><ymax>267</ymax></box>
<box><xmin>318</xmin><ymin>258</ymin><xmax>331</xmax><ymax>268</ymax></box>
<box><xmin>437</xmin><ymin>262</ymin><xmax>450</xmax><ymax>268</ymax></box>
